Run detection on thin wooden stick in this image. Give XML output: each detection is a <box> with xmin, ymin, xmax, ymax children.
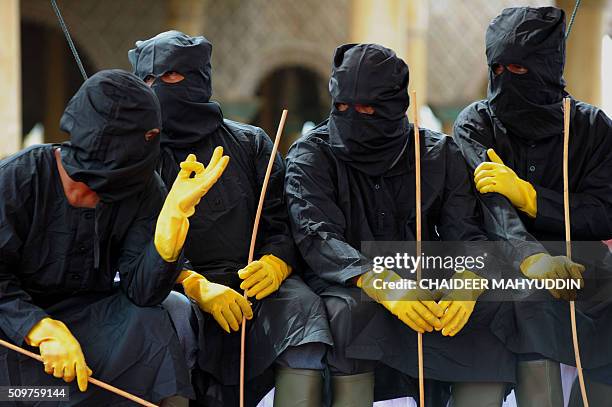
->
<box><xmin>411</xmin><ymin>91</ymin><xmax>424</xmax><ymax>407</ymax></box>
<box><xmin>0</xmin><ymin>338</ymin><xmax>158</xmax><ymax>407</ymax></box>
<box><xmin>239</xmin><ymin>109</ymin><xmax>288</xmax><ymax>407</ymax></box>
<box><xmin>563</xmin><ymin>97</ymin><xmax>589</xmax><ymax>407</ymax></box>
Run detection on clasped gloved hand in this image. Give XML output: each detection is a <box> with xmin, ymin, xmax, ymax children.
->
<box><xmin>437</xmin><ymin>271</ymin><xmax>486</xmax><ymax>337</ymax></box>
<box><xmin>474</xmin><ymin>149</ymin><xmax>537</xmax><ymax>218</ymax></box>
<box><xmin>238</xmin><ymin>254</ymin><xmax>292</xmax><ymax>300</ymax></box>
<box><xmin>179</xmin><ymin>270</ymin><xmax>253</xmax><ymax>333</ymax></box>
<box><xmin>357</xmin><ymin>268</ymin><xmax>444</xmax><ymax>333</ymax></box>
<box><xmin>25</xmin><ymin>318</ymin><xmax>92</xmax><ymax>392</ymax></box>
<box><xmin>520</xmin><ymin>253</ymin><xmax>585</xmax><ymax>300</ymax></box>
<box><xmin>155</xmin><ymin>147</ymin><xmax>229</xmax><ymax>262</ymax></box>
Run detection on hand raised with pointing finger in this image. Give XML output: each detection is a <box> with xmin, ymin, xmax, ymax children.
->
<box><xmin>155</xmin><ymin>147</ymin><xmax>230</xmax><ymax>261</ymax></box>
<box><xmin>171</xmin><ymin>147</ymin><xmax>230</xmax><ymax>215</ymax></box>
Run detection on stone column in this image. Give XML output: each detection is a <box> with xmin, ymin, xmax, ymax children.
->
<box><xmin>557</xmin><ymin>0</ymin><xmax>606</xmax><ymax>106</ymax></box>
<box><xmin>165</xmin><ymin>0</ymin><xmax>207</xmax><ymax>35</ymax></box>
<box><xmin>349</xmin><ymin>0</ymin><xmax>429</xmax><ymax>119</ymax></box>
<box><xmin>43</xmin><ymin>29</ymin><xmax>67</xmax><ymax>144</ymax></box>
<box><xmin>0</xmin><ymin>0</ymin><xmax>21</xmax><ymax>158</ymax></box>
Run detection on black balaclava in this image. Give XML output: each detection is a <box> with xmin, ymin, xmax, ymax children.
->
<box><xmin>486</xmin><ymin>7</ymin><xmax>567</xmax><ymax>141</ymax></box>
<box><xmin>60</xmin><ymin>69</ymin><xmax>162</xmax><ymax>203</ymax></box>
<box><xmin>329</xmin><ymin>43</ymin><xmax>410</xmax><ymax>176</ymax></box>
<box><xmin>128</xmin><ymin>30</ymin><xmax>223</xmax><ymax>148</ymax></box>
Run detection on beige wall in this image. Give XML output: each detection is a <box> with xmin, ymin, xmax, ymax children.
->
<box><xmin>0</xmin><ymin>0</ymin><xmax>21</xmax><ymax>158</ymax></box>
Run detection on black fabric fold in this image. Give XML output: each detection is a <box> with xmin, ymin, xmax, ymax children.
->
<box><xmin>486</xmin><ymin>7</ymin><xmax>567</xmax><ymax>141</ymax></box>
<box><xmin>129</xmin><ymin>31</ymin><xmax>223</xmax><ymax>147</ymax></box>
<box><xmin>59</xmin><ymin>69</ymin><xmax>161</xmax><ymax>203</ymax></box>
<box><xmin>328</xmin><ymin>43</ymin><xmax>410</xmax><ymax>176</ymax></box>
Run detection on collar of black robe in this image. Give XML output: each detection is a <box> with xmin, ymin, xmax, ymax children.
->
<box><xmin>128</xmin><ymin>30</ymin><xmax>223</xmax><ymax>148</ymax></box>
<box><xmin>60</xmin><ymin>69</ymin><xmax>162</xmax><ymax>203</ymax></box>
<box><xmin>328</xmin><ymin>43</ymin><xmax>411</xmax><ymax>177</ymax></box>
<box><xmin>486</xmin><ymin>6</ymin><xmax>568</xmax><ymax>142</ymax></box>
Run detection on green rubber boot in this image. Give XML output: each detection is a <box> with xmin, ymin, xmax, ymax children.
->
<box><xmin>273</xmin><ymin>367</ymin><xmax>323</xmax><ymax>407</ymax></box>
<box><xmin>568</xmin><ymin>373</ymin><xmax>612</xmax><ymax>407</ymax></box>
<box><xmin>331</xmin><ymin>372</ymin><xmax>375</xmax><ymax>407</ymax></box>
<box><xmin>515</xmin><ymin>360</ymin><xmax>563</xmax><ymax>407</ymax></box>
<box><xmin>449</xmin><ymin>382</ymin><xmax>506</xmax><ymax>407</ymax></box>
<box><xmin>160</xmin><ymin>395</ymin><xmax>189</xmax><ymax>407</ymax></box>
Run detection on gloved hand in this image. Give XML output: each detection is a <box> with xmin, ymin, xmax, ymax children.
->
<box><xmin>155</xmin><ymin>147</ymin><xmax>229</xmax><ymax>262</ymax></box>
<box><xmin>238</xmin><ymin>254</ymin><xmax>292</xmax><ymax>300</ymax></box>
<box><xmin>474</xmin><ymin>149</ymin><xmax>537</xmax><ymax>218</ymax></box>
<box><xmin>357</xmin><ymin>268</ymin><xmax>444</xmax><ymax>333</ymax></box>
<box><xmin>179</xmin><ymin>270</ymin><xmax>253</xmax><ymax>333</ymax></box>
<box><xmin>25</xmin><ymin>318</ymin><xmax>92</xmax><ymax>392</ymax></box>
<box><xmin>520</xmin><ymin>253</ymin><xmax>585</xmax><ymax>300</ymax></box>
<box><xmin>437</xmin><ymin>271</ymin><xmax>486</xmax><ymax>337</ymax></box>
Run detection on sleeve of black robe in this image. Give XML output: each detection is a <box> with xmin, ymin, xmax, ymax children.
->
<box><xmin>453</xmin><ymin>103</ymin><xmax>546</xmax><ymax>269</ymax></box>
<box><xmin>435</xmin><ymin>137</ymin><xmax>514</xmax><ymax>280</ymax></box>
<box><xmin>0</xmin><ymin>153</ymin><xmax>50</xmax><ymax>345</ymax></box>
<box><xmin>532</xmin><ymin>107</ymin><xmax>612</xmax><ymax>240</ymax></box>
<box><xmin>251</xmin><ymin>128</ymin><xmax>298</xmax><ymax>269</ymax></box>
<box><xmin>285</xmin><ymin>137</ymin><xmax>369</xmax><ymax>285</ymax></box>
<box><xmin>117</xmin><ymin>174</ymin><xmax>184</xmax><ymax>307</ymax></box>
<box><xmin>437</xmin><ymin>138</ymin><xmax>489</xmax><ymax>242</ymax></box>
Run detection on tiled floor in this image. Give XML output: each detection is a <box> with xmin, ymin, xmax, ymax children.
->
<box><xmin>257</xmin><ymin>365</ymin><xmax>577</xmax><ymax>407</ymax></box>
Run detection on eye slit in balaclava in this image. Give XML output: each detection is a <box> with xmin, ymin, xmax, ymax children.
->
<box><xmin>334</xmin><ymin>102</ymin><xmax>349</xmax><ymax>112</ymax></box>
<box><xmin>144</xmin><ymin>128</ymin><xmax>160</xmax><ymax>142</ymax></box>
<box><xmin>334</xmin><ymin>102</ymin><xmax>377</xmax><ymax>117</ymax></box>
<box><xmin>492</xmin><ymin>63</ymin><xmax>529</xmax><ymax>77</ymax></box>
<box><xmin>144</xmin><ymin>71</ymin><xmax>186</xmax><ymax>86</ymax></box>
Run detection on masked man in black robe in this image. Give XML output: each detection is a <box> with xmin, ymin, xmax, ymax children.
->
<box><xmin>0</xmin><ymin>70</ymin><xmax>229</xmax><ymax>406</ymax></box>
<box><xmin>128</xmin><ymin>31</ymin><xmax>332</xmax><ymax>407</ymax></box>
<box><xmin>285</xmin><ymin>43</ymin><xmax>517</xmax><ymax>407</ymax></box>
<box><xmin>453</xmin><ymin>7</ymin><xmax>612</xmax><ymax>407</ymax></box>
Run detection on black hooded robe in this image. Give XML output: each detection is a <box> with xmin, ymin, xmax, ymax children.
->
<box><xmin>453</xmin><ymin>6</ymin><xmax>612</xmax><ymax>385</ymax></box>
<box><xmin>454</xmin><ymin>98</ymin><xmax>612</xmax><ymax>384</ymax></box>
<box><xmin>285</xmin><ymin>121</ymin><xmax>516</xmax><ymax>402</ymax></box>
<box><xmin>129</xmin><ymin>31</ymin><xmax>332</xmax><ymax>406</ymax></box>
<box><xmin>157</xmin><ymin>121</ymin><xmax>333</xmax><ymax>407</ymax></box>
<box><xmin>0</xmin><ymin>70</ymin><xmax>194</xmax><ymax>406</ymax></box>
<box><xmin>0</xmin><ymin>147</ymin><xmax>193</xmax><ymax>406</ymax></box>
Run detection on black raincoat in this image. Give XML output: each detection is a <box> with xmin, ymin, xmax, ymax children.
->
<box><xmin>453</xmin><ymin>6</ymin><xmax>612</xmax><ymax>384</ymax></box>
<box><xmin>285</xmin><ymin>44</ymin><xmax>515</xmax><ymax>403</ymax></box>
<box><xmin>0</xmin><ymin>70</ymin><xmax>193</xmax><ymax>405</ymax></box>
<box><xmin>129</xmin><ymin>31</ymin><xmax>332</xmax><ymax>406</ymax></box>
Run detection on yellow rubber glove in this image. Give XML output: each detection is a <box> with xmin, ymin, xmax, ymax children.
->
<box><xmin>520</xmin><ymin>253</ymin><xmax>585</xmax><ymax>301</ymax></box>
<box><xmin>25</xmin><ymin>318</ymin><xmax>92</xmax><ymax>392</ymax></box>
<box><xmin>357</xmin><ymin>269</ymin><xmax>444</xmax><ymax>333</ymax></box>
<box><xmin>437</xmin><ymin>271</ymin><xmax>486</xmax><ymax>337</ymax></box>
<box><xmin>474</xmin><ymin>149</ymin><xmax>537</xmax><ymax>218</ymax></box>
<box><xmin>238</xmin><ymin>254</ymin><xmax>292</xmax><ymax>300</ymax></box>
<box><xmin>155</xmin><ymin>147</ymin><xmax>229</xmax><ymax>261</ymax></box>
<box><xmin>180</xmin><ymin>270</ymin><xmax>253</xmax><ymax>333</ymax></box>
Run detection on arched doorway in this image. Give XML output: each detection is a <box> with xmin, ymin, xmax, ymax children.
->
<box><xmin>21</xmin><ymin>20</ymin><xmax>95</xmax><ymax>145</ymax></box>
<box><xmin>253</xmin><ymin>66</ymin><xmax>329</xmax><ymax>155</ymax></box>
